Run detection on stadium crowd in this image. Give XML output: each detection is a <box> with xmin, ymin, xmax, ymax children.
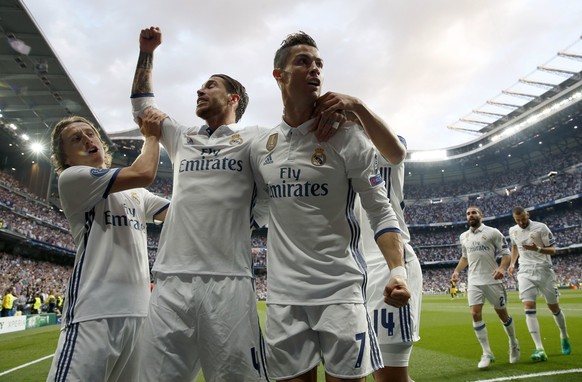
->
<box><xmin>0</xmin><ymin>252</ymin><xmax>67</xmax><ymax>315</ymax></box>
<box><xmin>0</xmin><ymin>142</ymin><xmax>581</xmax><ymax>305</ymax></box>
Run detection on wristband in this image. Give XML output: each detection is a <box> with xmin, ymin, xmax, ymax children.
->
<box><xmin>537</xmin><ymin>247</ymin><xmax>542</xmax><ymax>253</ymax></box>
<box><xmin>389</xmin><ymin>265</ymin><xmax>407</xmax><ymax>279</ymax></box>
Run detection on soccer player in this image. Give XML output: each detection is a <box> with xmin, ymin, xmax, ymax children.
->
<box><xmin>451</xmin><ymin>206</ymin><xmax>520</xmax><ymax>369</ymax></box>
<box><xmin>130</xmin><ymin>27</ymin><xmax>270</xmax><ymax>382</ymax></box>
<box><xmin>251</xmin><ymin>31</ymin><xmax>410</xmax><ymax>382</ymax></box>
<box><xmin>450</xmin><ymin>280</ymin><xmax>458</xmax><ymax>300</ymax></box>
<box><xmin>46</xmin><ymin>111</ymin><xmax>169</xmax><ymax>382</ymax></box>
<box><xmin>356</xmin><ymin>134</ymin><xmax>423</xmax><ymax>382</ymax></box>
<box><xmin>508</xmin><ymin>206</ymin><xmax>571</xmax><ymax>361</ymax></box>
<box><xmin>459</xmin><ymin>281</ymin><xmax>467</xmax><ymax>297</ymax></box>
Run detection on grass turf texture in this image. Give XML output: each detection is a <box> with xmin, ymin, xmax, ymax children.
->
<box><xmin>1</xmin><ymin>290</ymin><xmax>580</xmax><ymax>382</ymax></box>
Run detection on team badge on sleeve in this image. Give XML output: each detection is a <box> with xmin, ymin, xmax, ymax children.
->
<box><xmin>369</xmin><ymin>172</ymin><xmax>383</xmax><ymax>186</ymax></box>
<box><xmin>266</xmin><ymin>133</ymin><xmax>278</xmax><ymax>151</ymax></box>
<box><xmin>90</xmin><ymin>168</ymin><xmax>109</xmax><ymax>177</ymax></box>
<box><xmin>229</xmin><ymin>134</ymin><xmax>243</xmax><ymax>145</ymax></box>
<box><xmin>311</xmin><ymin>147</ymin><xmax>326</xmax><ymax>166</ymax></box>
<box><xmin>130</xmin><ymin>191</ymin><xmax>141</xmax><ymax>205</ymax></box>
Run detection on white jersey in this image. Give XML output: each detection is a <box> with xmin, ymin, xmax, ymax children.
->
<box><xmin>509</xmin><ymin>220</ymin><xmax>555</xmax><ymax>267</ymax></box>
<box><xmin>132</xmin><ymin>97</ymin><xmax>268</xmax><ymax>278</ymax></box>
<box><xmin>250</xmin><ymin>119</ymin><xmax>400</xmax><ymax>305</ymax></box>
<box><xmin>359</xmin><ymin>141</ymin><xmax>414</xmax><ymax>266</ymax></box>
<box><xmin>58</xmin><ymin>166</ymin><xmax>169</xmax><ymax>326</ymax></box>
<box><xmin>358</xmin><ymin>137</ymin><xmax>422</xmax><ymax>349</ymax></box>
<box><xmin>459</xmin><ymin>224</ymin><xmax>510</xmax><ymax>286</ymax></box>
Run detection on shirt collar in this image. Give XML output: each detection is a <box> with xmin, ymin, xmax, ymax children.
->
<box><xmin>198</xmin><ymin>123</ymin><xmax>239</xmax><ymax>137</ymax></box>
<box><xmin>279</xmin><ymin>118</ymin><xmax>315</xmax><ymax>137</ymax></box>
<box><xmin>472</xmin><ymin>224</ymin><xmax>485</xmax><ymax>234</ymax></box>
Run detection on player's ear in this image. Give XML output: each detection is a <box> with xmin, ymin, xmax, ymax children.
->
<box><xmin>273</xmin><ymin>69</ymin><xmax>285</xmax><ymax>89</ymax></box>
<box><xmin>229</xmin><ymin>93</ymin><xmax>240</xmax><ymax>106</ymax></box>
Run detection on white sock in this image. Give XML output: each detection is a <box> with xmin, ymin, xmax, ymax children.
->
<box><xmin>474</xmin><ymin>320</ymin><xmax>492</xmax><ymax>355</ymax></box>
<box><xmin>503</xmin><ymin>316</ymin><xmax>518</xmax><ymax>346</ymax></box>
<box><xmin>525</xmin><ymin>309</ymin><xmax>544</xmax><ymax>350</ymax></box>
<box><xmin>553</xmin><ymin>309</ymin><xmax>569</xmax><ymax>339</ymax></box>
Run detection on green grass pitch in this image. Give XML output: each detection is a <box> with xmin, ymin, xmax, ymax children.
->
<box><xmin>1</xmin><ymin>290</ymin><xmax>580</xmax><ymax>382</ymax></box>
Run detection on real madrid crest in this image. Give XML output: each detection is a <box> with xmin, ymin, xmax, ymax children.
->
<box><xmin>311</xmin><ymin>147</ymin><xmax>326</xmax><ymax>166</ymax></box>
<box><xmin>130</xmin><ymin>191</ymin><xmax>141</xmax><ymax>205</ymax></box>
<box><xmin>266</xmin><ymin>133</ymin><xmax>278</xmax><ymax>151</ymax></box>
<box><xmin>229</xmin><ymin>133</ymin><xmax>243</xmax><ymax>145</ymax></box>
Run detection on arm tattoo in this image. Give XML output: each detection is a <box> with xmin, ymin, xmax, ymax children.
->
<box><xmin>131</xmin><ymin>51</ymin><xmax>154</xmax><ymax>97</ymax></box>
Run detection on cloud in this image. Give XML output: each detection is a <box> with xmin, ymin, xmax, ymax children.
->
<box><xmin>23</xmin><ymin>0</ymin><xmax>582</xmax><ymax>149</ymax></box>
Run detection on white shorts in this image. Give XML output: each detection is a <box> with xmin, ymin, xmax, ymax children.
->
<box><xmin>136</xmin><ymin>274</ymin><xmax>268</xmax><ymax>382</ymax></box>
<box><xmin>517</xmin><ymin>265</ymin><xmax>560</xmax><ymax>304</ymax></box>
<box><xmin>266</xmin><ymin>303</ymin><xmax>382</xmax><ymax>380</ymax></box>
<box><xmin>46</xmin><ymin>317</ymin><xmax>144</xmax><ymax>382</ymax></box>
<box><xmin>366</xmin><ymin>245</ymin><xmax>421</xmax><ymax>367</ymax></box>
<box><xmin>467</xmin><ymin>283</ymin><xmax>507</xmax><ymax>310</ymax></box>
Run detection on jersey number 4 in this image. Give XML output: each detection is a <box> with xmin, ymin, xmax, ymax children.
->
<box><xmin>373</xmin><ymin>308</ymin><xmax>395</xmax><ymax>337</ymax></box>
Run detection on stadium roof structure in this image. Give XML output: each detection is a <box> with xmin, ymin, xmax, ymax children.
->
<box><xmin>0</xmin><ymin>0</ymin><xmax>112</xmax><ymax>162</ymax></box>
<box><xmin>404</xmin><ymin>37</ymin><xmax>582</xmax><ymax>186</ymax></box>
<box><xmin>0</xmin><ymin>0</ymin><xmax>580</xmax><ymax>191</ymax></box>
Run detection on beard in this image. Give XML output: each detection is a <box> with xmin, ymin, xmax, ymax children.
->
<box><xmin>196</xmin><ymin>99</ymin><xmax>227</xmax><ymax>121</ymax></box>
<box><xmin>468</xmin><ymin>218</ymin><xmax>480</xmax><ymax>227</ymax></box>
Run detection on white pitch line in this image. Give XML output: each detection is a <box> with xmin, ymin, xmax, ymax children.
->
<box><xmin>471</xmin><ymin>368</ymin><xmax>582</xmax><ymax>382</ymax></box>
<box><xmin>0</xmin><ymin>354</ymin><xmax>54</xmax><ymax>377</ymax></box>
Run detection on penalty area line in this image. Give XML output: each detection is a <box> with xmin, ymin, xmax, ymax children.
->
<box><xmin>471</xmin><ymin>368</ymin><xmax>582</xmax><ymax>382</ymax></box>
<box><xmin>0</xmin><ymin>354</ymin><xmax>54</xmax><ymax>377</ymax></box>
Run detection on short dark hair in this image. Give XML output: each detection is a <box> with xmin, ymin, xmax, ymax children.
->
<box><xmin>274</xmin><ymin>31</ymin><xmax>318</xmax><ymax>69</ymax></box>
<box><xmin>211</xmin><ymin>74</ymin><xmax>248</xmax><ymax>122</ymax></box>
<box><xmin>467</xmin><ymin>205</ymin><xmax>483</xmax><ymax>215</ymax></box>
<box><xmin>512</xmin><ymin>206</ymin><xmax>526</xmax><ymax>215</ymax></box>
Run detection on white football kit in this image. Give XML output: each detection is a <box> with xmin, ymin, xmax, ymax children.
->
<box><xmin>509</xmin><ymin>220</ymin><xmax>559</xmax><ymax>304</ymax></box>
<box><xmin>460</xmin><ymin>224</ymin><xmax>511</xmax><ymax>308</ymax></box>
<box><xmin>358</xmin><ymin>138</ymin><xmax>422</xmax><ymax>367</ymax></box>
<box><xmin>132</xmin><ymin>97</ymin><xmax>269</xmax><ymax>382</ymax></box>
<box><xmin>47</xmin><ymin>165</ymin><xmax>169</xmax><ymax>382</ymax></box>
<box><xmin>251</xmin><ymin>119</ymin><xmax>401</xmax><ymax>379</ymax></box>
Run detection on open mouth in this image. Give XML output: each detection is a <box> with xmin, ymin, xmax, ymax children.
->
<box><xmin>307</xmin><ymin>78</ymin><xmax>320</xmax><ymax>87</ymax></box>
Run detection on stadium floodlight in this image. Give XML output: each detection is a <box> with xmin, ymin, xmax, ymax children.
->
<box><xmin>409</xmin><ymin>150</ymin><xmax>448</xmax><ymax>161</ymax></box>
<box><xmin>21</xmin><ymin>134</ymin><xmax>30</xmax><ymax>141</ymax></box>
<box><xmin>9</xmin><ymin>123</ymin><xmax>17</xmax><ymax>130</ymax></box>
<box><xmin>30</xmin><ymin>142</ymin><xmax>44</xmax><ymax>154</ymax></box>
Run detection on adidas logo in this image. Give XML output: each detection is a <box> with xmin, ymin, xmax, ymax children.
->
<box><xmin>263</xmin><ymin>154</ymin><xmax>273</xmax><ymax>165</ymax></box>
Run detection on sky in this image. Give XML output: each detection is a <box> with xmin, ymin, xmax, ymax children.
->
<box><xmin>21</xmin><ymin>0</ymin><xmax>582</xmax><ymax>151</ymax></box>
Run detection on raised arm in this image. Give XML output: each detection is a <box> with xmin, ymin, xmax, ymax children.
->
<box><xmin>131</xmin><ymin>27</ymin><xmax>162</xmax><ymax>98</ymax></box>
<box><xmin>110</xmin><ymin>108</ymin><xmax>166</xmax><ymax>193</ymax></box>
